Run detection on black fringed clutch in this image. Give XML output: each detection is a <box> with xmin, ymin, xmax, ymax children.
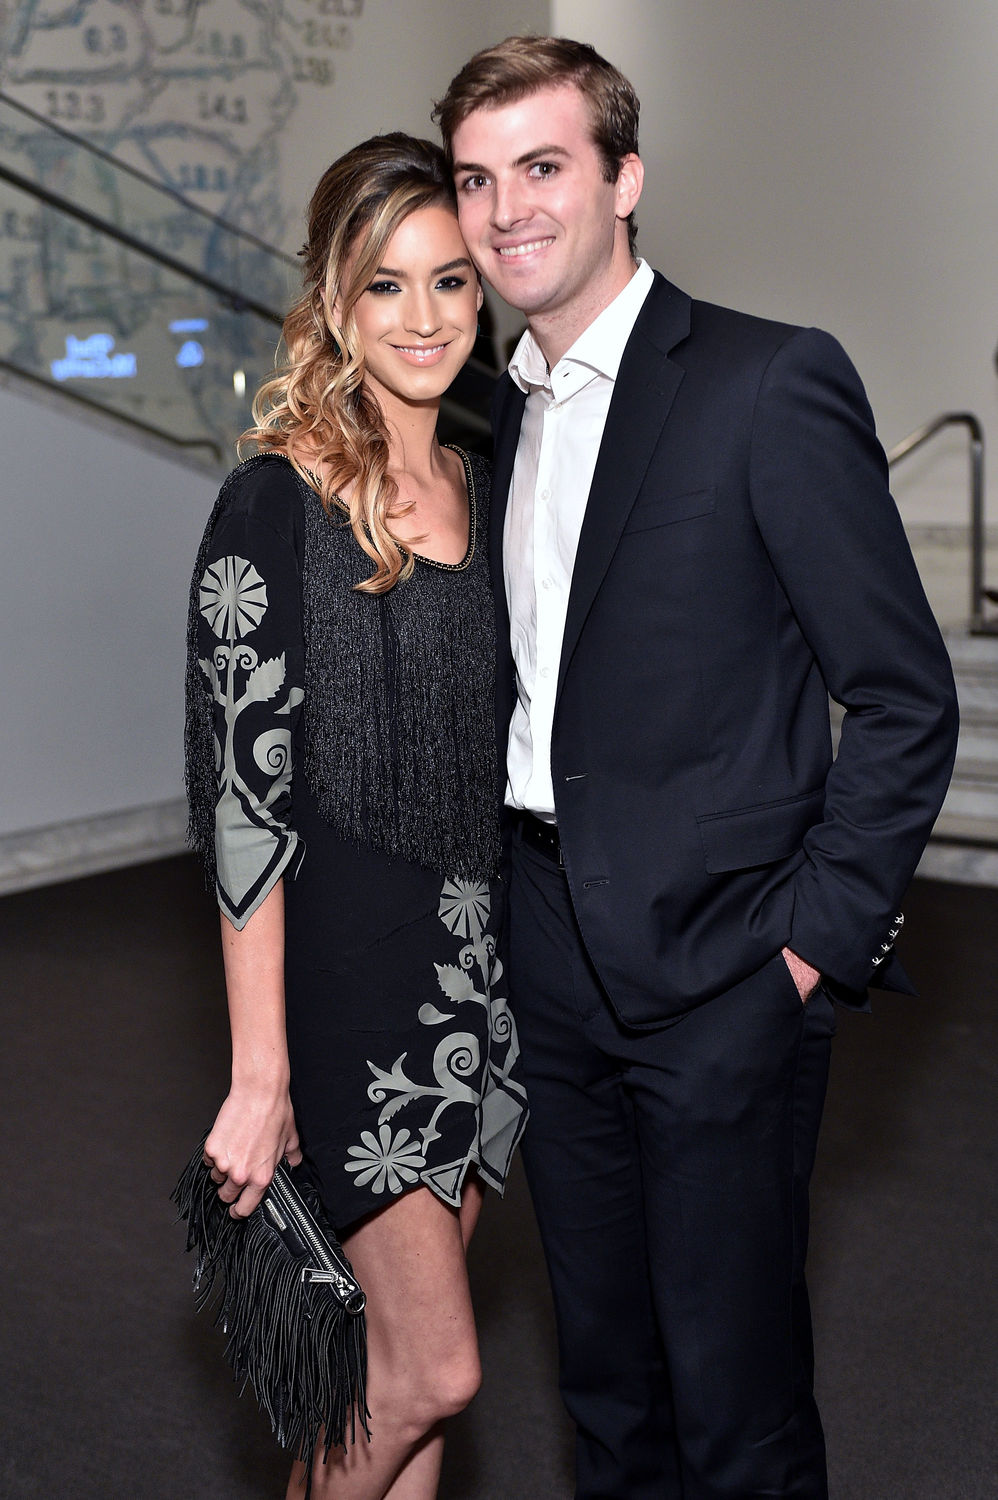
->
<box><xmin>171</xmin><ymin>1142</ymin><xmax>369</xmax><ymax>1472</ymax></box>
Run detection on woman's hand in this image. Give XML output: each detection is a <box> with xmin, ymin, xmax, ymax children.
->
<box><xmin>204</xmin><ymin>1085</ymin><xmax>303</xmax><ymax>1219</ymax></box>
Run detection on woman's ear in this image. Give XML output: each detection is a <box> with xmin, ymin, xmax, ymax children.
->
<box><xmin>320</xmin><ymin>284</ymin><xmax>343</xmax><ymax>331</ymax></box>
<box><xmin>476</xmin><ymin>281</ymin><xmax>484</xmax><ymax>313</ymax></box>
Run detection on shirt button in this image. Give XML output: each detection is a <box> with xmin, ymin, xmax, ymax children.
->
<box><xmin>541</xmin><ymin>577</ymin><xmax>552</xmax><ymax>590</ymax></box>
<box><xmin>540</xmin><ymin>488</ymin><xmax>550</xmax><ymax>500</ymax></box>
<box><xmin>540</xmin><ymin>667</ymin><xmax>551</xmax><ymax>679</ymax></box>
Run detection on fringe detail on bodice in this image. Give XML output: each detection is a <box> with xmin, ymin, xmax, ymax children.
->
<box><xmin>301</xmin><ymin>451</ymin><xmax>500</xmax><ymax>883</ymax></box>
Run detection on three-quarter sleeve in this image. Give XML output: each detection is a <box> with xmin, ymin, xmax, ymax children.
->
<box><xmin>195</xmin><ymin>509</ymin><xmax>305</xmax><ymax>928</ymax></box>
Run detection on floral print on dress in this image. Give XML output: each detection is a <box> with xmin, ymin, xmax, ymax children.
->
<box><xmin>198</xmin><ymin>552</ymin><xmax>304</xmax><ymax>927</ymax></box>
<box><xmin>347</xmin><ymin>879</ymin><xmax>527</xmax><ymax>1204</ymax></box>
<box><xmin>199</xmin><ymin>555</ymin><xmax>269</xmax><ymax>640</ymax></box>
<box><xmin>345</xmin><ymin>1125</ymin><xmax>427</xmax><ymax>1196</ymax></box>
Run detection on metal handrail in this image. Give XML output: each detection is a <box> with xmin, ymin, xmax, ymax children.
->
<box><xmin>0</xmin><ymin>160</ymin><xmax>285</xmax><ymax>326</ymax></box>
<box><xmin>0</xmin><ymin>89</ymin><xmax>299</xmax><ymax>271</ymax></box>
<box><xmin>887</xmin><ymin>412</ymin><xmax>991</xmax><ymax>634</ymax></box>
<box><xmin>0</xmin><ymin>358</ymin><xmax>224</xmax><ymax>466</ymax></box>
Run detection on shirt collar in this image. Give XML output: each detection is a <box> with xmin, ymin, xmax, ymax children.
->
<box><xmin>507</xmin><ymin>258</ymin><xmax>654</xmax><ymax>394</ymax></box>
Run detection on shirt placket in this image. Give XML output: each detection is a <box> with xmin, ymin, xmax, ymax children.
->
<box><xmin>530</xmin><ymin>391</ymin><xmax>562</xmax><ymax>806</ymax></box>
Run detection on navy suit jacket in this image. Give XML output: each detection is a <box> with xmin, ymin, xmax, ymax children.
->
<box><xmin>491</xmin><ymin>271</ymin><xmax>959</xmax><ymax>1024</ymax></box>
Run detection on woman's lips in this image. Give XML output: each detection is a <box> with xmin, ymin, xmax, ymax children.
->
<box><xmin>391</xmin><ymin>343</ymin><xmax>450</xmax><ymax>365</ymax></box>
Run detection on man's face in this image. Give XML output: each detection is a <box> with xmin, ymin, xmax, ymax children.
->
<box><xmin>451</xmin><ymin>83</ymin><xmax>640</xmax><ymax>335</ymax></box>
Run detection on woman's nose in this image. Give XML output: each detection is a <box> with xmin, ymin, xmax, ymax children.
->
<box><xmin>405</xmin><ymin>290</ymin><xmax>442</xmax><ymax>336</ymax></box>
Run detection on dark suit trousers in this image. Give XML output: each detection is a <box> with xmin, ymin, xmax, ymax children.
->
<box><xmin>509</xmin><ymin>832</ymin><xmax>834</xmax><ymax>1500</ymax></box>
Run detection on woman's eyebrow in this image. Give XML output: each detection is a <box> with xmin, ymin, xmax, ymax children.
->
<box><xmin>373</xmin><ymin>258</ymin><xmax>472</xmax><ymax>277</ymax></box>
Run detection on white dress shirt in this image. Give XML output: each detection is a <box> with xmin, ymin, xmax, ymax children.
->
<box><xmin>503</xmin><ymin>259</ymin><xmax>655</xmax><ymax>820</ymax></box>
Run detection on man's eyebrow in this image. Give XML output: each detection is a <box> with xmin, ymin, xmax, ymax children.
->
<box><xmin>372</xmin><ymin>257</ymin><xmax>472</xmax><ymax>278</ymax></box>
<box><xmin>452</xmin><ymin>145</ymin><xmax>571</xmax><ymax>174</ymax></box>
<box><xmin>513</xmin><ymin>145</ymin><xmax>571</xmax><ymax>168</ymax></box>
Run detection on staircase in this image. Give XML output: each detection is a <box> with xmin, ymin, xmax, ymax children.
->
<box><xmin>918</xmin><ymin>632</ymin><xmax>998</xmax><ymax>884</ymax></box>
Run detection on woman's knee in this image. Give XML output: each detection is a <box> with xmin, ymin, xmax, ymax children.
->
<box><xmin>391</xmin><ymin>1341</ymin><xmax>482</xmax><ymax>1437</ymax></box>
<box><xmin>432</xmin><ymin>1343</ymin><xmax>482</xmax><ymax>1420</ymax></box>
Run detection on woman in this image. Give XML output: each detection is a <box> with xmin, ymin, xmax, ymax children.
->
<box><xmin>184</xmin><ymin>133</ymin><xmax>526</xmax><ymax>1498</ymax></box>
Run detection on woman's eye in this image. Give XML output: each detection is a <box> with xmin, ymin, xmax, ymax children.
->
<box><xmin>367</xmin><ymin>280</ymin><xmax>400</xmax><ymax>295</ymax></box>
<box><xmin>436</xmin><ymin>276</ymin><xmax>467</xmax><ymax>291</ymax></box>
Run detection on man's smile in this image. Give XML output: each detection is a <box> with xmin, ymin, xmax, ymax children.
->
<box><xmin>496</xmin><ymin>237</ymin><xmax>556</xmax><ymax>258</ymax></box>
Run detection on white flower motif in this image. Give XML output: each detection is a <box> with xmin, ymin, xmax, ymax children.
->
<box><xmin>199</xmin><ymin>555</ymin><xmax>268</xmax><ymax>641</ymax></box>
<box><xmin>344</xmin><ymin>1124</ymin><xmax>426</xmax><ymax>1195</ymax></box>
<box><xmin>438</xmin><ymin>879</ymin><xmax>491</xmax><ymax>940</ymax></box>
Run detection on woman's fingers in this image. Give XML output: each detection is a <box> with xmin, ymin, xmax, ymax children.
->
<box><xmin>284</xmin><ymin>1127</ymin><xmax>303</xmax><ymax>1168</ymax></box>
<box><xmin>203</xmin><ymin>1102</ymin><xmax>302</xmax><ymax>1216</ymax></box>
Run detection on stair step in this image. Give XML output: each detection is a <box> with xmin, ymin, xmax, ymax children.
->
<box><xmin>954</xmin><ymin>680</ymin><xmax>998</xmax><ymax>716</ymax></box>
<box><xmin>951</xmin><ymin>732</ymin><xmax>998</xmax><ymax>765</ymax></box>
<box><xmin>938</xmin><ymin>783</ymin><xmax>998</xmax><ymax>822</ymax></box>
<box><xmin>931</xmin><ymin>810</ymin><xmax>998</xmax><ymax>844</ymax></box>
<box><xmin>949</xmin><ymin>755</ymin><xmax>998</xmax><ymax>783</ymax></box>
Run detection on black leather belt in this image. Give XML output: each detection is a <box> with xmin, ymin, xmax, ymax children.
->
<box><xmin>516</xmin><ymin>810</ymin><xmax>564</xmax><ymax>865</ymax></box>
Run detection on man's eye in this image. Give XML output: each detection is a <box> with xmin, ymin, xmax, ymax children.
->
<box><xmin>459</xmin><ymin>174</ymin><xmax>488</xmax><ymax>192</ymax></box>
<box><xmin>367</xmin><ymin>281</ymin><xmax>400</xmax><ymax>295</ymax></box>
<box><xmin>529</xmin><ymin>161</ymin><xmax>558</xmax><ymax>178</ymax></box>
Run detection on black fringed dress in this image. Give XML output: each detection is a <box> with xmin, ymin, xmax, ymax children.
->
<box><xmin>187</xmin><ymin>450</ymin><xmax>527</xmax><ymax>1231</ymax></box>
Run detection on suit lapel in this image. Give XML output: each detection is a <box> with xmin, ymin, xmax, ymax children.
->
<box><xmin>557</xmin><ymin>274</ymin><xmax>691</xmax><ymax>696</ymax></box>
<box><xmin>489</xmin><ymin>373</ymin><xmax>525</xmax><ymax>593</ymax></box>
<box><xmin>489</xmin><ymin>373</ymin><xmax>526</xmax><ymax>749</ymax></box>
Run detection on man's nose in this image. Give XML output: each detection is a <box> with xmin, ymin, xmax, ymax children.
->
<box><xmin>492</xmin><ymin>177</ymin><xmax>529</xmax><ymax>232</ymax></box>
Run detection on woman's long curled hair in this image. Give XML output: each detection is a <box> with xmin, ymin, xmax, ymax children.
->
<box><xmin>239</xmin><ymin>133</ymin><xmax>457</xmax><ymax>593</ymax></box>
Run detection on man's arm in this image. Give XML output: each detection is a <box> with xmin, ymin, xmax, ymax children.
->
<box><xmin>748</xmin><ymin>327</ymin><xmax>959</xmax><ymax>996</ymax></box>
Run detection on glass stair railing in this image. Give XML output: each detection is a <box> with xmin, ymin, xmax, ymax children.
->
<box><xmin>0</xmin><ymin>91</ymin><xmax>493</xmax><ymax>466</ymax></box>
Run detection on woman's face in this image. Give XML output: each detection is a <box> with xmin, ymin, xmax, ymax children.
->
<box><xmin>346</xmin><ymin>203</ymin><xmax>482</xmax><ymax>414</ymax></box>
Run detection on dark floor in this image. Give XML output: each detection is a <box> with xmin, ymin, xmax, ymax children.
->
<box><xmin>0</xmin><ymin>858</ymin><xmax>995</xmax><ymax>1499</ymax></box>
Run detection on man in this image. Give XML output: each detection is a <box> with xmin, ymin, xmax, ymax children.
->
<box><xmin>435</xmin><ymin>36</ymin><xmax>958</xmax><ymax>1500</ymax></box>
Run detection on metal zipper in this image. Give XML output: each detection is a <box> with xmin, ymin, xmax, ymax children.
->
<box><xmin>265</xmin><ymin>1165</ymin><xmax>366</xmax><ymax>1315</ymax></box>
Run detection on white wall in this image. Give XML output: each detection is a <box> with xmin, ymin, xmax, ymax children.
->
<box><xmin>553</xmin><ymin>0</ymin><xmax>998</xmax><ymax>531</ymax></box>
<box><xmin>0</xmin><ymin>380</ymin><xmax>217</xmax><ymax>841</ymax></box>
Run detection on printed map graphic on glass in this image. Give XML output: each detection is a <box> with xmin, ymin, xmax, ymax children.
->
<box><xmin>0</xmin><ymin>0</ymin><xmax>364</xmax><ymax>458</ymax></box>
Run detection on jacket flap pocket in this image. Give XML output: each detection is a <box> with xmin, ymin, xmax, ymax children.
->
<box><xmin>624</xmin><ymin>486</ymin><xmax>716</xmax><ymax>534</ymax></box>
<box><xmin>697</xmin><ymin>788</ymin><xmax>825</xmax><ymax>874</ymax></box>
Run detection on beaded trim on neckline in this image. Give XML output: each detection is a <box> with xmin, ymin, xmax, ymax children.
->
<box><xmin>415</xmin><ymin>446</ymin><xmax>476</xmax><ymax>573</ymax></box>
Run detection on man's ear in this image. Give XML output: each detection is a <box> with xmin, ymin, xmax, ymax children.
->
<box><xmin>615</xmin><ymin>153</ymin><xmax>644</xmax><ymax>219</ymax></box>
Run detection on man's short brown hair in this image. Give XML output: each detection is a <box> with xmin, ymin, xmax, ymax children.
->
<box><xmin>433</xmin><ymin>35</ymin><xmax>640</xmax><ymax>255</ymax></box>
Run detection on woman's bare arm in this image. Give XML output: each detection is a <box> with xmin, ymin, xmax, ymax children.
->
<box><xmin>203</xmin><ymin>878</ymin><xmax>302</xmax><ymax>1218</ymax></box>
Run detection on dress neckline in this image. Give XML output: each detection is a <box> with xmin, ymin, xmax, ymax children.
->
<box><xmin>290</xmin><ymin>444</ymin><xmax>478</xmax><ymax>573</ymax></box>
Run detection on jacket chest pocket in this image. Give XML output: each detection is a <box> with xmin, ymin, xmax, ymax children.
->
<box><xmin>697</xmin><ymin>787</ymin><xmax>825</xmax><ymax>874</ymax></box>
<box><xmin>622</xmin><ymin>485</ymin><xmax>716</xmax><ymax>535</ymax></box>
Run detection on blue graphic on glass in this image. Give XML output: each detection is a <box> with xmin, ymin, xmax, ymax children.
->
<box><xmin>50</xmin><ymin>333</ymin><xmax>137</xmax><ymax>381</ymax></box>
<box><xmin>176</xmin><ymin>340</ymin><xmax>205</xmax><ymax>368</ymax></box>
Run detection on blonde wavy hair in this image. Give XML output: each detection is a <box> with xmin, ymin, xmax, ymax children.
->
<box><xmin>240</xmin><ymin>133</ymin><xmax>457</xmax><ymax>593</ymax></box>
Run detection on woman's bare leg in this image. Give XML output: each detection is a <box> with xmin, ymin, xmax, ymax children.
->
<box><xmin>286</xmin><ymin>1175</ymin><xmax>486</xmax><ymax>1500</ymax></box>
<box><xmin>376</xmin><ymin>1176</ymin><xmax>486</xmax><ymax>1500</ymax></box>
